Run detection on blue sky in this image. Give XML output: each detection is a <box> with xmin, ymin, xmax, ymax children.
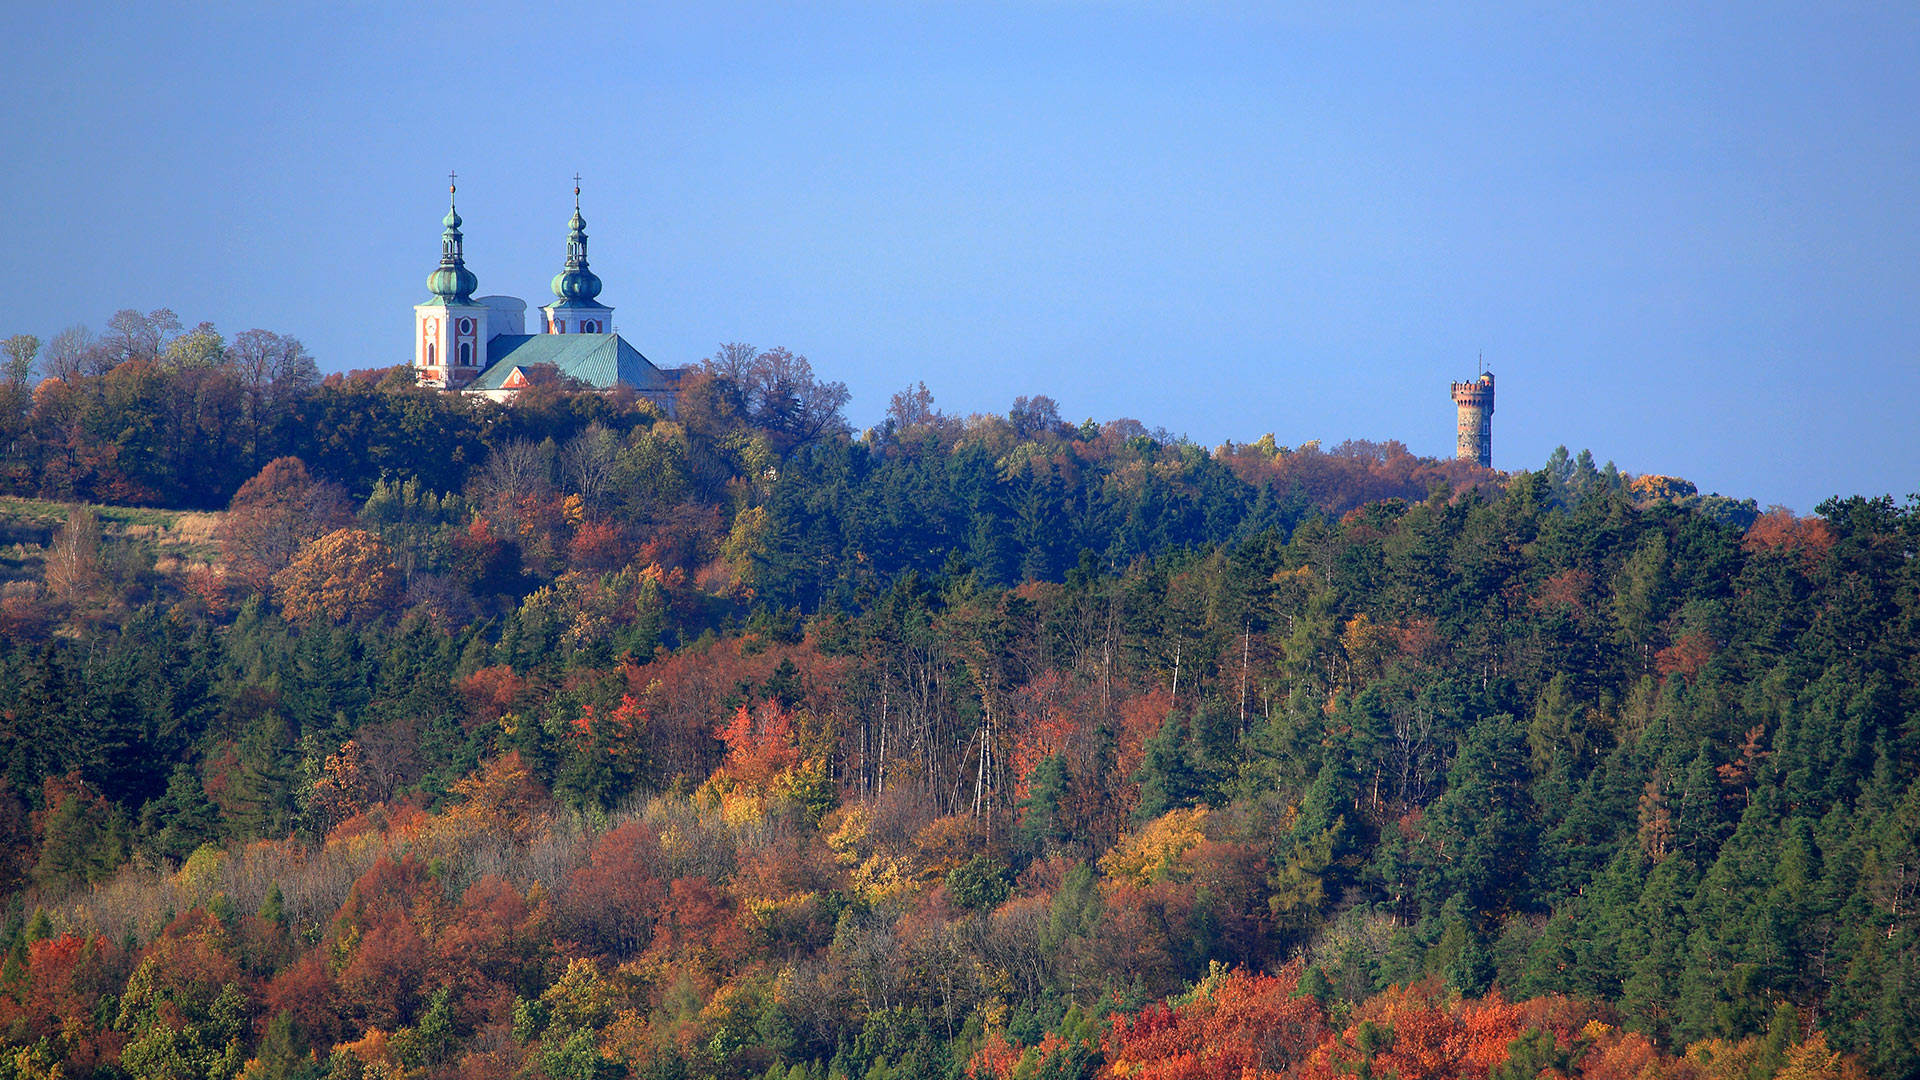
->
<box><xmin>2</xmin><ymin>3</ymin><xmax>1915</xmax><ymax>512</ymax></box>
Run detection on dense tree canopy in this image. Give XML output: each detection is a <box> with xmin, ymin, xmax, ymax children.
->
<box><xmin>0</xmin><ymin>308</ymin><xmax>1897</xmax><ymax>1080</ymax></box>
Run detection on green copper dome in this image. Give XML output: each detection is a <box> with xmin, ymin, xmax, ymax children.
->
<box><xmin>429</xmin><ymin>262</ymin><xmax>479</xmax><ymax>301</ymax></box>
<box><xmin>426</xmin><ymin>188</ymin><xmax>478</xmax><ymax>304</ymax></box>
<box><xmin>549</xmin><ymin>198</ymin><xmax>604</xmax><ymax>305</ymax></box>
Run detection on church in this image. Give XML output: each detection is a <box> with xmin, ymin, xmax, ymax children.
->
<box><xmin>412</xmin><ymin>178</ymin><xmax>682</xmax><ymax>412</ymax></box>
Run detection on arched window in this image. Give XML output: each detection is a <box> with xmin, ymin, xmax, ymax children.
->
<box><xmin>459</xmin><ymin>341</ymin><xmax>472</xmax><ymax>365</ymax></box>
<box><xmin>427</xmin><ymin>342</ymin><xmax>436</xmax><ymax>365</ymax></box>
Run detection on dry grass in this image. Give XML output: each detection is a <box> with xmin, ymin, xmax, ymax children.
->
<box><xmin>0</xmin><ymin>497</ymin><xmax>226</xmax><ymax>569</ymax></box>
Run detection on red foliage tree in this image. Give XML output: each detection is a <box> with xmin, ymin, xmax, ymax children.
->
<box><xmin>328</xmin><ymin>856</ymin><xmax>441</xmax><ymax>1030</ymax></box>
<box><xmin>568</xmin><ymin>520</ymin><xmax>632</xmax><ymax>573</ymax></box>
<box><xmin>216</xmin><ymin>456</ymin><xmax>351</xmax><ymax>591</ymax></box>
<box><xmin>650</xmin><ymin>875</ymin><xmax>748</xmax><ymax>972</ymax></box>
<box><xmin>557</xmin><ymin>822</ymin><xmax>668</xmax><ymax>958</ymax></box>
<box><xmin>459</xmin><ymin>664</ymin><xmax>527</xmax><ymax>731</ymax></box>
<box><xmin>0</xmin><ymin>933</ymin><xmax>129</xmax><ymax>1068</ymax></box>
<box><xmin>263</xmin><ymin>952</ymin><xmax>342</xmax><ymax>1047</ymax></box>
<box><xmin>430</xmin><ymin>874</ymin><xmax>548</xmax><ymax>1032</ymax></box>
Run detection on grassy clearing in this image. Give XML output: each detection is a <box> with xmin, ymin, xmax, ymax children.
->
<box><xmin>0</xmin><ymin>496</ymin><xmax>224</xmax><ymax>568</ymax></box>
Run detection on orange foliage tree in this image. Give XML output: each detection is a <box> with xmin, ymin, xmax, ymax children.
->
<box><xmin>1099</xmin><ymin>964</ymin><xmax>1329</xmax><ymax>1080</ymax></box>
<box><xmin>715</xmin><ymin>700</ymin><xmax>801</xmax><ymax>791</ymax></box>
<box><xmin>1314</xmin><ymin>979</ymin><xmax>1529</xmax><ymax>1080</ymax></box>
<box><xmin>272</xmin><ymin>527</ymin><xmax>403</xmax><ymax>625</ymax></box>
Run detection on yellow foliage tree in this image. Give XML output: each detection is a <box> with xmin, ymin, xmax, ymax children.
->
<box><xmin>721</xmin><ymin>505</ymin><xmax>772</xmax><ymax>594</ymax></box>
<box><xmin>272</xmin><ymin>528</ymin><xmax>403</xmax><ymax>626</ymax></box>
<box><xmin>1628</xmin><ymin>473</ymin><xmax>1698</xmax><ymax>503</ymax></box>
<box><xmin>1341</xmin><ymin>613</ymin><xmax>1394</xmax><ymax>688</ymax></box>
<box><xmin>1773</xmin><ymin>1034</ymin><xmax>1867</xmax><ymax>1080</ymax></box>
<box><xmin>824</xmin><ymin>803</ymin><xmax>916</xmax><ymax>905</ymax></box>
<box><xmin>1099</xmin><ymin>806</ymin><xmax>1209</xmax><ymax>886</ymax></box>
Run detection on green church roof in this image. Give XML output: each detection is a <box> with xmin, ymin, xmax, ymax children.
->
<box><xmin>468</xmin><ymin>333</ymin><xmax>679</xmax><ymax>392</ymax></box>
<box><xmin>549</xmin><ymin>197</ymin><xmax>604</xmax><ymax>306</ymax></box>
<box><xmin>426</xmin><ymin>183</ymin><xmax>479</xmax><ymax>304</ymax></box>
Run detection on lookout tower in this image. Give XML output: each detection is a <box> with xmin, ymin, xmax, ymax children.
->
<box><xmin>1451</xmin><ymin>370</ymin><xmax>1495</xmax><ymax>467</ymax></box>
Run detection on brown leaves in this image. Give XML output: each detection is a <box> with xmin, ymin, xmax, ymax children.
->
<box><xmin>1654</xmin><ymin>631</ymin><xmax>1716</xmax><ymax>681</ymax></box>
<box><xmin>1743</xmin><ymin>507</ymin><xmax>1835</xmax><ymax>567</ymax></box>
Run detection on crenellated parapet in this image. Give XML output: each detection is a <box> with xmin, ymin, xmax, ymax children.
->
<box><xmin>1451</xmin><ymin>371</ymin><xmax>1495</xmax><ymax>467</ymax></box>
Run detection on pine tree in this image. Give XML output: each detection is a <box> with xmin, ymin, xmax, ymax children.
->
<box><xmin>139</xmin><ymin>761</ymin><xmax>221</xmax><ymax>862</ymax></box>
<box><xmin>1423</xmin><ymin>714</ymin><xmax>1537</xmax><ymax>918</ymax></box>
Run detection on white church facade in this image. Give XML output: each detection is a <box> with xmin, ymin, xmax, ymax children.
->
<box><xmin>413</xmin><ymin>179</ymin><xmax>682</xmax><ymax>411</ymax></box>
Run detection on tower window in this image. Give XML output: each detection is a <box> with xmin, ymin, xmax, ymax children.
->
<box><xmin>459</xmin><ymin>317</ymin><xmax>473</xmax><ymax>335</ymax></box>
<box><xmin>427</xmin><ymin>342</ymin><xmax>436</xmax><ymax>365</ymax></box>
<box><xmin>459</xmin><ymin>342</ymin><xmax>472</xmax><ymax>365</ymax></box>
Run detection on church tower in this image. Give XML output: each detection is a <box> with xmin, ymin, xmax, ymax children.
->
<box><xmin>1451</xmin><ymin>370</ymin><xmax>1495</xmax><ymax>467</ymax></box>
<box><xmin>414</xmin><ymin>175</ymin><xmax>491</xmax><ymax>389</ymax></box>
<box><xmin>540</xmin><ymin>179</ymin><xmax>613</xmax><ymax>335</ymax></box>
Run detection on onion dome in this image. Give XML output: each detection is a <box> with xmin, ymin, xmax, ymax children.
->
<box><xmin>549</xmin><ymin>183</ymin><xmax>604</xmax><ymax>305</ymax></box>
<box><xmin>427</xmin><ymin>177</ymin><xmax>478</xmax><ymax>303</ymax></box>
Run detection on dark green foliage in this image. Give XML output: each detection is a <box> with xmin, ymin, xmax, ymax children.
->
<box><xmin>1133</xmin><ymin>707</ymin><xmax>1234</xmax><ymax>822</ymax></box>
<box><xmin>1422</xmin><ymin>715</ymin><xmax>1536</xmax><ymax>919</ymax></box>
<box><xmin>32</xmin><ymin>778</ymin><xmax>129</xmax><ymax>890</ymax></box>
<box><xmin>139</xmin><ymin>762</ymin><xmax>220</xmax><ymax>862</ymax></box>
<box><xmin>1491</xmin><ymin>1027</ymin><xmax>1581</xmax><ymax>1080</ymax></box>
<box><xmin>947</xmin><ymin>855</ymin><xmax>1012</xmax><ymax>912</ymax></box>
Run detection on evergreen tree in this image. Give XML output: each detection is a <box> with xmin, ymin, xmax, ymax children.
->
<box><xmin>139</xmin><ymin>762</ymin><xmax>221</xmax><ymax>862</ymax></box>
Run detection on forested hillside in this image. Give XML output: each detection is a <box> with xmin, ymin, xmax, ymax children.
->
<box><xmin>0</xmin><ymin>314</ymin><xmax>1910</xmax><ymax>1079</ymax></box>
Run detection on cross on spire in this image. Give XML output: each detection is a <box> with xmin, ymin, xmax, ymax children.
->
<box><xmin>573</xmin><ymin>173</ymin><xmax>581</xmax><ymax>208</ymax></box>
<box><xmin>448</xmin><ymin>169</ymin><xmax>457</xmax><ymax>196</ymax></box>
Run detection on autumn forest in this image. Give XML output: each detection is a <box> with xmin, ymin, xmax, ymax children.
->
<box><xmin>0</xmin><ymin>313</ymin><xmax>1912</xmax><ymax>1079</ymax></box>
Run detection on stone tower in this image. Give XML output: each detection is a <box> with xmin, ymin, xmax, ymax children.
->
<box><xmin>1451</xmin><ymin>371</ymin><xmax>1495</xmax><ymax>467</ymax></box>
